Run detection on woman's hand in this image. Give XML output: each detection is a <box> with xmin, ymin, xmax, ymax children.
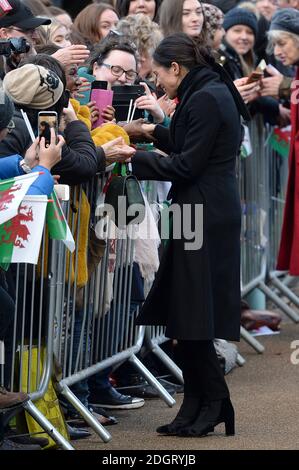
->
<box><xmin>24</xmin><ymin>138</ymin><xmax>41</xmax><ymax>170</ymax></box>
<box><xmin>101</xmin><ymin>137</ymin><xmax>136</xmax><ymax>164</ymax></box>
<box><xmin>260</xmin><ymin>66</ymin><xmax>283</xmax><ymax>99</ymax></box>
<box><xmin>121</xmin><ymin>119</ymin><xmax>156</xmax><ymax>143</ymax></box>
<box><xmin>135</xmin><ymin>82</ymin><xmax>165</xmax><ymax>123</ymax></box>
<box><xmin>102</xmin><ymin>105</ymin><xmax>115</xmax><ymax>123</ymax></box>
<box><xmin>158</xmin><ymin>94</ymin><xmax>177</xmax><ymax>117</ymax></box>
<box><xmin>73</xmin><ymin>77</ymin><xmax>91</xmax><ymax>100</ymax></box>
<box><xmin>234</xmin><ymin>77</ymin><xmax>260</xmax><ymax>104</ymax></box>
<box><xmin>62</xmin><ymin>101</ymin><xmax>78</xmax><ymax>126</ymax></box>
<box><xmin>87</xmin><ymin>100</ymin><xmax>100</xmax><ymax>125</ymax></box>
<box><xmin>38</xmin><ymin>128</ymin><xmax>65</xmax><ymax>170</ymax></box>
<box><xmin>52</xmin><ymin>45</ymin><xmax>90</xmax><ymax>67</ymax></box>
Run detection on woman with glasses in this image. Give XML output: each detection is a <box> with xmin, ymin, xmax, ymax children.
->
<box><xmin>89</xmin><ymin>37</ymin><xmax>138</xmax><ymax>86</ymax></box>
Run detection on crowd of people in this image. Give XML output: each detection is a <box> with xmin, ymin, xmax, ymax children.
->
<box><xmin>0</xmin><ymin>0</ymin><xmax>298</xmax><ymax>450</ymax></box>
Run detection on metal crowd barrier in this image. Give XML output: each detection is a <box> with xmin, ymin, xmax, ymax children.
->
<box><xmin>0</xmin><ymin>235</ymin><xmax>73</xmax><ymax>449</ymax></box>
<box><xmin>53</xmin><ymin>176</ymin><xmax>175</xmax><ymax>444</ymax></box>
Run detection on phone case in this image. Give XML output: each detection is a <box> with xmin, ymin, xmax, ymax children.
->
<box><xmin>77</xmin><ymin>68</ymin><xmax>95</xmax><ymax>106</ymax></box>
<box><xmin>90</xmin><ymin>88</ymin><xmax>114</xmax><ymax>128</ymax></box>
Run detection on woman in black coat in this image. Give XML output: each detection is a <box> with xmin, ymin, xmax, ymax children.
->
<box><xmin>131</xmin><ymin>33</ymin><xmax>249</xmax><ymax>437</ymax></box>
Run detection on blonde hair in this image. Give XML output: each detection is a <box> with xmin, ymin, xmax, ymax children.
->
<box><xmin>38</xmin><ymin>19</ymin><xmax>69</xmax><ymax>46</ymax></box>
<box><xmin>116</xmin><ymin>14</ymin><xmax>163</xmax><ymax>57</ymax></box>
<box><xmin>238</xmin><ymin>2</ymin><xmax>260</xmax><ymax>19</ymax></box>
<box><xmin>267</xmin><ymin>30</ymin><xmax>299</xmax><ymax>54</ymax></box>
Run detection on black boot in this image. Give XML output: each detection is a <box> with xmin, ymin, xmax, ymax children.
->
<box><xmin>156</xmin><ymin>394</ymin><xmax>201</xmax><ymax>435</ymax></box>
<box><xmin>157</xmin><ymin>342</ymin><xmax>202</xmax><ymax>435</ymax></box>
<box><xmin>177</xmin><ymin>397</ymin><xmax>235</xmax><ymax>437</ymax></box>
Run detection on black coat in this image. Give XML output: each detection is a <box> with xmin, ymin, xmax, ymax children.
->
<box><xmin>132</xmin><ymin>66</ymin><xmax>242</xmax><ymax>341</ymax></box>
<box><xmin>0</xmin><ymin>110</ymin><xmax>100</xmax><ymax>186</ymax></box>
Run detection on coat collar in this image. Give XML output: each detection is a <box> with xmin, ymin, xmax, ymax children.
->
<box><xmin>170</xmin><ymin>66</ymin><xmax>220</xmax><ymax>138</ymax></box>
<box><xmin>170</xmin><ymin>62</ymin><xmax>250</xmax><ymax>139</ymax></box>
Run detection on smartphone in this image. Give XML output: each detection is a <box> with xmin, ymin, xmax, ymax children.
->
<box><xmin>90</xmin><ymin>80</ymin><xmax>113</xmax><ymax>128</ymax></box>
<box><xmin>112</xmin><ymin>85</ymin><xmax>145</xmax><ymax>122</ymax></box>
<box><xmin>77</xmin><ymin>67</ymin><xmax>95</xmax><ymax>105</ymax></box>
<box><xmin>91</xmin><ymin>80</ymin><xmax>108</xmax><ymax>92</ymax></box>
<box><xmin>246</xmin><ymin>71</ymin><xmax>263</xmax><ymax>84</ymax></box>
<box><xmin>38</xmin><ymin>111</ymin><xmax>58</xmax><ymax>146</ymax></box>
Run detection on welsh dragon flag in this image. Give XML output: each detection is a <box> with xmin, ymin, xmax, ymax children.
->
<box><xmin>269</xmin><ymin>126</ymin><xmax>291</xmax><ymax>158</ymax></box>
<box><xmin>0</xmin><ymin>172</ymin><xmax>40</xmax><ymax>226</ymax></box>
<box><xmin>0</xmin><ymin>195</ymin><xmax>48</xmax><ymax>267</ymax></box>
<box><xmin>46</xmin><ymin>190</ymin><xmax>75</xmax><ymax>253</ymax></box>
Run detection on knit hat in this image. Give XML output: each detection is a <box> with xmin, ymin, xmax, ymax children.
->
<box><xmin>202</xmin><ymin>3</ymin><xmax>224</xmax><ymax>41</ymax></box>
<box><xmin>270</xmin><ymin>8</ymin><xmax>299</xmax><ymax>36</ymax></box>
<box><xmin>0</xmin><ymin>91</ymin><xmax>15</xmax><ymax>131</ymax></box>
<box><xmin>223</xmin><ymin>7</ymin><xmax>258</xmax><ymax>37</ymax></box>
<box><xmin>3</xmin><ymin>64</ymin><xmax>64</xmax><ymax>110</ymax></box>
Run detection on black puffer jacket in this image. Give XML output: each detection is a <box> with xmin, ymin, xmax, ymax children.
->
<box><xmin>0</xmin><ymin>109</ymin><xmax>101</xmax><ymax>185</ymax></box>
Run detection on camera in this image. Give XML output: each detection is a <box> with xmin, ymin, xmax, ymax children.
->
<box><xmin>0</xmin><ymin>37</ymin><xmax>30</xmax><ymax>57</ymax></box>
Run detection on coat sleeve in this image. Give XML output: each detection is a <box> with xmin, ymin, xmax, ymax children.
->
<box><xmin>0</xmin><ymin>120</ymin><xmax>30</xmax><ymax>157</ymax></box>
<box><xmin>132</xmin><ymin>92</ymin><xmax>221</xmax><ymax>182</ymax></box>
<box><xmin>152</xmin><ymin>124</ymin><xmax>174</xmax><ymax>154</ymax></box>
<box><xmin>0</xmin><ymin>157</ymin><xmax>54</xmax><ymax>195</ymax></box>
<box><xmin>51</xmin><ymin>120</ymin><xmax>98</xmax><ymax>185</ymax></box>
<box><xmin>27</xmin><ymin>166</ymin><xmax>54</xmax><ymax>196</ymax></box>
<box><xmin>0</xmin><ymin>155</ymin><xmax>23</xmax><ymax>179</ymax></box>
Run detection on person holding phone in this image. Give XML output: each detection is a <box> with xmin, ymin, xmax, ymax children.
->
<box><xmin>221</xmin><ymin>7</ymin><xmax>282</xmax><ymax>124</ymax></box>
<box><xmin>87</xmin><ymin>36</ymin><xmax>139</xmax><ymax>125</ymax></box>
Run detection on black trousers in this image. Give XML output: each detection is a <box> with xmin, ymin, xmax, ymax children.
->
<box><xmin>177</xmin><ymin>340</ymin><xmax>229</xmax><ymax>402</ymax></box>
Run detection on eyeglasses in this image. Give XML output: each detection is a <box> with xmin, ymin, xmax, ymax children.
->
<box><xmin>101</xmin><ymin>63</ymin><xmax>138</xmax><ymax>81</ymax></box>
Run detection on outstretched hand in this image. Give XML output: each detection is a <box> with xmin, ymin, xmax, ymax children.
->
<box><xmin>101</xmin><ymin>137</ymin><xmax>136</xmax><ymax>164</ymax></box>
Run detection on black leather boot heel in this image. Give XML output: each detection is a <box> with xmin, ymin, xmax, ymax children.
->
<box><xmin>156</xmin><ymin>395</ymin><xmax>201</xmax><ymax>435</ymax></box>
<box><xmin>177</xmin><ymin>397</ymin><xmax>235</xmax><ymax>437</ymax></box>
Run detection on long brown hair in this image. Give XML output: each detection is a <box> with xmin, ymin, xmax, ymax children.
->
<box><xmin>159</xmin><ymin>0</ymin><xmax>207</xmax><ymax>45</ymax></box>
<box><xmin>73</xmin><ymin>3</ymin><xmax>119</xmax><ymax>46</ymax></box>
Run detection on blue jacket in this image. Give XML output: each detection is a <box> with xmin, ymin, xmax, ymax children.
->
<box><xmin>0</xmin><ymin>155</ymin><xmax>54</xmax><ymax>195</ymax></box>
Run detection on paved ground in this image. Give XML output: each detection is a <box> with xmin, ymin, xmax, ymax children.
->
<box><xmin>74</xmin><ymin>322</ymin><xmax>299</xmax><ymax>450</ymax></box>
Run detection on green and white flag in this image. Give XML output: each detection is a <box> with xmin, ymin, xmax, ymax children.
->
<box><xmin>0</xmin><ymin>172</ymin><xmax>40</xmax><ymax>226</ymax></box>
<box><xmin>0</xmin><ymin>195</ymin><xmax>48</xmax><ymax>266</ymax></box>
<box><xmin>46</xmin><ymin>190</ymin><xmax>75</xmax><ymax>253</ymax></box>
<box><xmin>269</xmin><ymin>126</ymin><xmax>291</xmax><ymax>158</ymax></box>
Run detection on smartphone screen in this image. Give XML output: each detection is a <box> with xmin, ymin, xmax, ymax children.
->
<box><xmin>90</xmin><ymin>80</ymin><xmax>108</xmax><ymax>92</ymax></box>
<box><xmin>38</xmin><ymin>111</ymin><xmax>58</xmax><ymax>146</ymax></box>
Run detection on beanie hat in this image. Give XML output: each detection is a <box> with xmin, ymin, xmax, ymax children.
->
<box><xmin>202</xmin><ymin>3</ymin><xmax>224</xmax><ymax>42</ymax></box>
<box><xmin>223</xmin><ymin>7</ymin><xmax>258</xmax><ymax>37</ymax></box>
<box><xmin>0</xmin><ymin>91</ymin><xmax>15</xmax><ymax>131</ymax></box>
<box><xmin>270</xmin><ymin>8</ymin><xmax>299</xmax><ymax>36</ymax></box>
<box><xmin>3</xmin><ymin>64</ymin><xmax>64</xmax><ymax>110</ymax></box>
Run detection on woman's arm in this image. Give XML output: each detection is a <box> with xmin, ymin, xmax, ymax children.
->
<box><xmin>0</xmin><ymin>155</ymin><xmax>23</xmax><ymax>179</ymax></box>
<box><xmin>132</xmin><ymin>92</ymin><xmax>221</xmax><ymax>182</ymax></box>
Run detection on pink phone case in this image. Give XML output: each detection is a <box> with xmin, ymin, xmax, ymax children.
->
<box><xmin>90</xmin><ymin>89</ymin><xmax>114</xmax><ymax>128</ymax></box>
